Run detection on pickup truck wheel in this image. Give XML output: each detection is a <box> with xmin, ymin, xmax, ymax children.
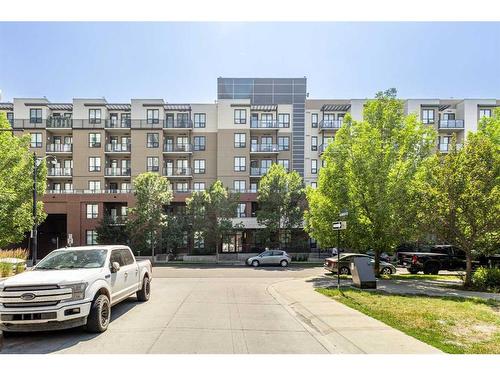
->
<box><xmin>424</xmin><ymin>262</ymin><xmax>440</xmax><ymax>275</ymax></box>
<box><xmin>408</xmin><ymin>269</ymin><xmax>419</xmax><ymax>275</ymax></box>
<box><xmin>136</xmin><ymin>276</ymin><xmax>151</xmax><ymax>302</ymax></box>
<box><xmin>86</xmin><ymin>294</ymin><xmax>111</xmax><ymax>333</ymax></box>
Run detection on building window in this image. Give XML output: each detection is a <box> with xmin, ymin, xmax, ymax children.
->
<box><xmin>88</xmin><ymin>133</ymin><xmax>101</xmax><ymax>148</ymax></box>
<box><xmin>147</xmin><ymin>109</ymin><xmax>159</xmax><ymax>124</ymax></box>
<box><xmin>234</xmin><ymin>157</ymin><xmax>246</xmax><ymax>172</ymax></box>
<box><xmin>311</xmin><ymin>182</ymin><xmax>317</xmax><ymax>188</ymax></box>
<box><xmin>30</xmin><ymin>108</ymin><xmax>42</xmax><ymax>123</ymax></box>
<box><xmin>278</xmin><ymin>136</ymin><xmax>289</xmax><ymax>151</ymax></box>
<box><xmin>89</xmin><ymin>109</ymin><xmax>101</xmax><ymax>124</ymax></box>
<box><xmin>147</xmin><ymin>157</ymin><xmax>159</xmax><ymax>172</ymax></box>
<box><xmin>422</xmin><ymin>109</ymin><xmax>435</xmax><ymax>124</ymax></box>
<box><xmin>30</xmin><ymin>133</ymin><xmax>42</xmax><ymax>148</ymax></box>
<box><xmin>88</xmin><ymin>180</ymin><xmax>101</xmax><ymax>192</ymax></box>
<box><xmin>86</xmin><ymin>230</ymin><xmax>98</xmax><ymax>245</ymax></box>
<box><xmin>311</xmin><ymin>113</ymin><xmax>318</xmax><ymax>128</ymax></box>
<box><xmin>236</xmin><ymin>203</ymin><xmax>246</xmax><ymax>218</ymax></box>
<box><xmin>311</xmin><ymin>136</ymin><xmax>318</xmax><ymax>151</ymax></box>
<box><xmin>234</xmin><ymin>133</ymin><xmax>246</xmax><ymax>148</ymax></box>
<box><xmin>194</xmin><ymin>159</ymin><xmax>206</xmax><ymax>174</ymax></box>
<box><xmin>193</xmin><ymin>182</ymin><xmax>206</xmax><ymax>192</ymax></box>
<box><xmin>250</xmin><ymin>182</ymin><xmax>258</xmax><ymax>193</ymax></box>
<box><xmin>86</xmin><ymin>204</ymin><xmax>99</xmax><ymax>219</ymax></box>
<box><xmin>278</xmin><ymin>113</ymin><xmax>290</xmax><ymax>128</ymax></box>
<box><xmin>233</xmin><ymin>180</ymin><xmax>246</xmax><ymax>192</ymax></box>
<box><xmin>311</xmin><ymin>159</ymin><xmax>318</xmax><ymax>174</ymax></box>
<box><xmin>147</xmin><ymin>133</ymin><xmax>159</xmax><ymax>148</ymax></box>
<box><xmin>278</xmin><ymin>159</ymin><xmax>289</xmax><ymax>171</ymax></box>
<box><xmin>89</xmin><ymin>157</ymin><xmax>101</xmax><ymax>172</ymax></box>
<box><xmin>479</xmin><ymin>108</ymin><xmax>492</xmax><ymax>119</ymax></box>
<box><xmin>194</xmin><ymin>113</ymin><xmax>206</xmax><ymax>128</ymax></box>
<box><xmin>234</xmin><ymin>109</ymin><xmax>247</xmax><ymax>124</ymax></box>
<box><xmin>193</xmin><ymin>136</ymin><xmax>206</xmax><ymax>151</ymax></box>
<box><xmin>6</xmin><ymin>112</ymin><xmax>14</xmax><ymax>125</ymax></box>
<box><xmin>176</xmin><ymin>182</ymin><xmax>189</xmax><ymax>192</ymax></box>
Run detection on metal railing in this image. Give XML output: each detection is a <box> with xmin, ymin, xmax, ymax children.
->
<box><xmin>439</xmin><ymin>143</ymin><xmax>463</xmax><ymax>152</ymax></box>
<box><xmin>163</xmin><ymin>119</ymin><xmax>193</xmax><ymax>129</ymax></box>
<box><xmin>45</xmin><ymin>189</ymin><xmax>133</xmax><ymax>194</ymax></box>
<box><xmin>163</xmin><ymin>167</ymin><xmax>192</xmax><ymax>177</ymax></box>
<box><xmin>250</xmin><ymin>167</ymin><xmax>269</xmax><ymax>176</ymax></box>
<box><xmin>105</xmin><ymin>167</ymin><xmax>131</xmax><ymax>176</ymax></box>
<box><xmin>46</xmin><ymin>144</ymin><xmax>73</xmax><ymax>153</ymax></box>
<box><xmin>48</xmin><ymin>167</ymin><xmax>72</xmax><ymax>176</ymax></box>
<box><xmin>105</xmin><ymin>119</ymin><xmax>131</xmax><ymax>129</ymax></box>
<box><xmin>105</xmin><ymin>143</ymin><xmax>131</xmax><ymax>152</ymax></box>
<box><xmin>46</xmin><ymin>117</ymin><xmax>73</xmax><ymax>128</ymax></box>
<box><xmin>250</xmin><ymin>144</ymin><xmax>279</xmax><ymax>153</ymax></box>
<box><xmin>163</xmin><ymin>144</ymin><xmax>193</xmax><ymax>152</ymax></box>
<box><xmin>438</xmin><ymin>119</ymin><xmax>465</xmax><ymax>129</ymax></box>
<box><xmin>250</xmin><ymin>120</ymin><xmax>279</xmax><ymax>129</ymax></box>
<box><xmin>319</xmin><ymin>119</ymin><xmax>343</xmax><ymax>129</ymax></box>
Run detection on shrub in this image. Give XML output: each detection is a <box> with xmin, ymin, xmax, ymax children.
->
<box><xmin>0</xmin><ymin>248</ymin><xmax>29</xmax><ymax>260</ymax></box>
<box><xmin>0</xmin><ymin>262</ymin><xmax>13</xmax><ymax>278</ymax></box>
<box><xmin>15</xmin><ymin>263</ymin><xmax>26</xmax><ymax>274</ymax></box>
<box><xmin>472</xmin><ymin>267</ymin><xmax>500</xmax><ymax>292</ymax></box>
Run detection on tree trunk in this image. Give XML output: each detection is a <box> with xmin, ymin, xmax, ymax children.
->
<box><xmin>464</xmin><ymin>253</ymin><xmax>473</xmax><ymax>288</ymax></box>
<box><xmin>374</xmin><ymin>248</ymin><xmax>381</xmax><ymax>277</ymax></box>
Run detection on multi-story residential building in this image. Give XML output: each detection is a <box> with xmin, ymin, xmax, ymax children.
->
<box><xmin>0</xmin><ymin>77</ymin><xmax>496</xmax><ymax>258</ymax></box>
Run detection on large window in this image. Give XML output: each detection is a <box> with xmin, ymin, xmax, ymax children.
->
<box><xmin>88</xmin><ymin>133</ymin><xmax>101</xmax><ymax>148</ymax></box>
<box><xmin>194</xmin><ymin>113</ymin><xmax>206</xmax><ymax>128</ymax></box>
<box><xmin>278</xmin><ymin>113</ymin><xmax>290</xmax><ymax>128</ymax></box>
<box><xmin>147</xmin><ymin>109</ymin><xmax>159</xmax><ymax>124</ymax></box>
<box><xmin>236</xmin><ymin>203</ymin><xmax>246</xmax><ymax>218</ymax></box>
<box><xmin>86</xmin><ymin>204</ymin><xmax>98</xmax><ymax>219</ymax></box>
<box><xmin>234</xmin><ymin>133</ymin><xmax>246</xmax><ymax>148</ymax></box>
<box><xmin>89</xmin><ymin>157</ymin><xmax>101</xmax><ymax>172</ymax></box>
<box><xmin>176</xmin><ymin>182</ymin><xmax>189</xmax><ymax>192</ymax></box>
<box><xmin>193</xmin><ymin>136</ymin><xmax>206</xmax><ymax>151</ymax></box>
<box><xmin>479</xmin><ymin>108</ymin><xmax>492</xmax><ymax>119</ymax></box>
<box><xmin>147</xmin><ymin>133</ymin><xmax>159</xmax><ymax>148</ymax></box>
<box><xmin>278</xmin><ymin>159</ymin><xmax>289</xmax><ymax>171</ymax></box>
<box><xmin>278</xmin><ymin>136</ymin><xmax>289</xmax><ymax>151</ymax></box>
<box><xmin>30</xmin><ymin>108</ymin><xmax>42</xmax><ymax>124</ymax></box>
<box><xmin>30</xmin><ymin>133</ymin><xmax>42</xmax><ymax>148</ymax></box>
<box><xmin>194</xmin><ymin>159</ymin><xmax>206</xmax><ymax>174</ymax></box>
<box><xmin>311</xmin><ymin>136</ymin><xmax>318</xmax><ymax>151</ymax></box>
<box><xmin>234</xmin><ymin>157</ymin><xmax>246</xmax><ymax>172</ymax></box>
<box><xmin>311</xmin><ymin>113</ymin><xmax>318</xmax><ymax>128</ymax></box>
<box><xmin>86</xmin><ymin>230</ymin><xmax>98</xmax><ymax>245</ymax></box>
<box><xmin>193</xmin><ymin>182</ymin><xmax>206</xmax><ymax>192</ymax></box>
<box><xmin>234</xmin><ymin>109</ymin><xmax>247</xmax><ymax>124</ymax></box>
<box><xmin>147</xmin><ymin>157</ymin><xmax>159</xmax><ymax>172</ymax></box>
<box><xmin>422</xmin><ymin>109</ymin><xmax>435</xmax><ymax>124</ymax></box>
<box><xmin>88</xmin><ymin>180</ymin><xmax>101</xmax><ymax>192</ymax></box>
<box><xmin>89</xmin><ymin>109</ymin><xmax>101</xmax><ymax>124</ymax></box>
<box><xmin>311</xmin><ymin>159</ymin><xmax>318</xmax><ymax>174</ymax></box>
<box><xmin>233</xmin><ymin>180</ymin><xmax>246</xmax><ymax>192</ymax></box>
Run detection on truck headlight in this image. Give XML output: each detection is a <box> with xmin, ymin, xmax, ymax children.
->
<box><xmin>61</xmin><ymin>282</ymin><xmax>88</xmax><ymax>301</ymax></box>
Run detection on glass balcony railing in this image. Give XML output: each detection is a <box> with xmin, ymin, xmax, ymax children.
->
<box><xmin>163</xmin><ymin>167</ymin><xmax>192</xmax><ymax>177</ymax></box>
<box><xmin>48</xmin><ymin>167</ymin><xmax>73</xmax><ymax>176</ymax></box>
<box><xmin>46</xmin><ymin>117</ymin><xmax>73</xmax><ymax>128</ymax></box>
<box><xmin>250</xmin><ymin>120</ymin><xmax>279</xmax><ymax>129</ymax></box>
<box><xmin>319</xmin><ymin>119</ymin><xmax>343</xmax><ymax>130</ymax></box>
<box><xmin>438</xmin><ymin>119</ymin><xmax>465</xmax><ymax>129</ymax></box>
<box><xmin>250</xmin><ymin>167</ymin><xmax>269</xmax><ymax>176</ymax></box>
<box><xmin>105</xmin><ymin>143</ymin><xmax>131</xmax><ymax>152</ymax></box>
<box><xmin>250</xmin><ymin>144</ymin><xmax>279</xmax><ymax>153</ymax></box>
<box><xmin>105</xmin><ymin>167</ymin><xmax>131</xmax><ymax>176</ymax></box>
<box><xmin>46</xmin><ymin>144</ymin><xmax>73</xmax><ymax>153</ymax></box>
<box><xmin>163</xmin><ymin>119</ymin><xmax>193</xmax><ymax>129</ymax></box>
<box><xmin>105</xmin><ymin>119</ymin><xmax>131</xmax><ymax>129</ymax></box>
<box><xmin>439</xmin><ymin>143</ymin><xmax>463</xmax><ymax>152</ymax></box>
<box><xmin>163</xmin><ymin>144</ymin><xmax>193</xmax><ymax>152</ymax></box>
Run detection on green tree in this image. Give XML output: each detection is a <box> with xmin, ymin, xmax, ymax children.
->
<box><xmin>160</xmin><ymin>213</ymin><xmax>189</xmax><ymax>256</ymax></box>
<box><xmin>257</xmin><ymin>163</ymin><xmax>306</xmax><ymax>249</ymax></box>
<box><xmin>186</xmin><ymin>180</ymin><xmax>241</xmax><ymax>259</ymax></box>
<box><xmin>95</xmin><ymin>215</ymin><xmax>129</xmax><ymax>245</ymax></box>
<box><xmin>0</xmin><ymin>113</ymin><xmax>47</xmax><ymax>248</ymax></box>
<box><xmin>304</xmin><ymin>89</ymin><xmax>436</xmax><ymax>275</ymax></box>
<box><xmin>127</xmin><ymin>172</ymin><xmax>172</xmax><ymax>256</ymax></box>
<box><xmin>414</xmin><ymin>132</ymin><xmax>500</xmax><ymax>286</ymax></box>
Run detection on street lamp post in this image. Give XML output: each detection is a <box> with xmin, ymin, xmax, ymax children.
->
<box><xmin>337</xmin><ymin>209</ymin><xmax>349</xmax><ymax>290</ymax></box>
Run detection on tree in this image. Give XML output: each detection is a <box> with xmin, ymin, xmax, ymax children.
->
<box><xmin>257</xmin><ymin>163</ymin><xmax>306</xmax><ymax>249</ymax></box>
<box><xmin>414</xmin><ymin>130</ymin><xmax>500</xmax><ymax>286</ymax></box>
<box><xmin>95</xmin><ymin>215</ymin><xmax>128</xmax><ymax>245</ymax></box>
<box><xmin>127</xmin><ymin>172</ymin><xmax>172</xmax><ymax>256</ymax></box>
<box><xmin>304</xmin><ymin>89</ymin><xmax>436</xmax><ymax>275</ymax></box>
<box><xmin>160</xmin><ymin>213</ymin><xmax>189</xmax><ymax>256</ymax></box>
<box><xmin>186</xmin><ymin>180</ymin><xmax>241</xmax><ymax>259</ymax></box>
<box><xmin>0</xmin><ymin>113</ymin><xmax>47</xmax><ymax>248</ymax></box>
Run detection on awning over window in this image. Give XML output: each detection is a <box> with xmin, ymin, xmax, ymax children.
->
<box><xmin>106</xmin><ymin>104</ymin><xmax>131</xmax><ymax>111</ymax></box>
<box><xmin>164</xmin><ymin>104</ymin><xmax>191</xmax><ymax>111</ymax></box>
<box><xmin>48</xmin><ymin>103</ymin><xmax>73</xmax><ymax>111</ymax></box>
<box><xmin>321</xmin><ymin>104</ymin><xmax>351</xmax><ymax>112</ymax></box>
<box><xmin>251</xmin><ymin>105</ymin><xmax>278</xmax><ymax>111</ymax></box>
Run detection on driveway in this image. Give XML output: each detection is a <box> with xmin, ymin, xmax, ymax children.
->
<box><xmin>0</xmin><ymin>265</ymin><xmax>438</xmax><ymax>354</ymax></box>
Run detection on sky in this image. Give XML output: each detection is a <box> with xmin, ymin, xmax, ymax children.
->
<box><xmin>0</xmin><ymin>22</ymin><xmax>499</xmax><ymax>102</ymax></box>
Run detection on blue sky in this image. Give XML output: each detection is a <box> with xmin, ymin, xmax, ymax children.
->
<box><xmin>0</xmin><ymin>22</ymin><xmax>499</xmax><ymax>102</ymax></box>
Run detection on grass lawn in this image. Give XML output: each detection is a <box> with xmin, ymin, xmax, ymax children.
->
<box><xmin>384</xmin><ymin>273</ymin><xmax>463</xmax><ymax>282</ymax></box>
<box><xmin>317</xmin><ymin>287</ymin><xmax>500</xmax><ymax>354</ymax></box>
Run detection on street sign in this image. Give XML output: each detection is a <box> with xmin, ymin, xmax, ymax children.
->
<box><xmin>332</xmin><ymin>221</ymin><xmax>347</xmax><ymax>230</ymax></box>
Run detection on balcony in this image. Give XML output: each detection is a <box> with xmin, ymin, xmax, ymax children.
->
<box><xmin>105</xmin><ymin>143</ymin><xmax>131</xmax><ymax>153</ymax></box>
<box><xmin>250</xmin><ymin>144</ymin><xmax>279</xmax><ymax>154</ymax></box>
<box><xmin>163</xmin><ymin>167</ymin><xmax>192</xmax><ymax>178</ymax></box>
<box><xmin>105</xmin><ymin>167</ymin><xmax>131</xmax><ymax>177</ymax></box>
<box><xmin>46</xmin><ymin>117</ymin><xmax>73</xmax><ymax>129</ymax></box>
<box><xmin>319</xmin><ymin>119</ymin><xmax>342</xmax><ymax>130</ymax></box>
<box><xmin>250</xmin><ymin>167</ymin><xmax>269</xmax><ymax>177</ymax></box>
<box><xmin>439</xmin><ymin>143</ymin><xmax>463</xmax><ymax>153</ymax></box>
<box><xmin>45</xmin><ymin>189</ymin><xmax>133</xmax><ymax>194</ymax></box>
<box><xmin>105</xmin><ymin>119</ymin><xmax>131</xmax><ymax>129</ymax></box>
<box><xmin>46</xmin><ymin>144</ymin><xmax>73</xmax><ymax>153</ymax></box>
<box><xmin>48</xmin><ymin>167</ymin><xmax>72</xmax><ymax>177</ymax></box>
<box><xmin>438</xmin><ymin>119</ymin><xmax>465</xmax><ymax>129</ymax></box>
<box><xmin>250</xmin><ymin>120</ymin><xmax>279</xmax><ymax>129</ymax></box>
<box><xmin>163</xmin><ymin>119</ymin><xmax>193</xmax><ymax>129</ymax></box>
<box><xmin>107</xmin><ymin>215</ymin><xmax>128</xmax><ymax>226</ymax></box>
<box><xmin>163</xmin><ymin>144</ymin><xmax>193</xmax><ymax>153</ymax></box>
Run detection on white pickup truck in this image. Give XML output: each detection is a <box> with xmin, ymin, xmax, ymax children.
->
<box><xmin>0</xmin><ymin>245</ymin><xmax>152</xmax><ymax>333</ymax></box>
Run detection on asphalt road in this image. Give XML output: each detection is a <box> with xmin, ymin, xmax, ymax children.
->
<box><xmin>1</xmin><ymin>265</ymin><xmax>331</xmax><ymax>354</ymax></box>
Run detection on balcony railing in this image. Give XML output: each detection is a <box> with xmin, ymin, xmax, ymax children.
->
<box><xmin>48</xmin><ymin>167</ymin><xmax>72</xmax><ymax>176</ymax></box>
<box><xmin>250</xmin><ymin>144</ymin><xmax>279</xmax><ymax>153</ymax></box>
<box><xmin>46</xmin><ymin>144</ymin><xmax>73</xmax><ymax>153</ymax></box>
<box><xmin>439</xmin><ymin>143</ymin><xmax>463</xmax><ymax>152</ymax></box>
<box><xmin>319</xmin><ymin>119</ymin><xmax>343</xmax><ymax>130</ymax></box>
<box><xmin>163</xmin><ymin>167</ymin><xmax>192</xmax><ymax>177</ymax></box>
<box><xmin>46</xmin><ymin>117</ymin><xmax>73</xmax><ymax>128</ymax></box>
<box><xmin>163</xmin><ymin>119</ymin><xmax>193</xmax><ymax>129</ymax></box>
<box><xmin>438</xmin><ymin>119</ymin><xmax>465</xmax><ymax>129</ymax></box>
<box><xmin>108</xmin><ymin>215</ymin><xmax>128</xmax><ymax>225</ymax></box>
<box><xmin>163</xmin><ymin>144</ymin><xmax>193</xmax><ymax>152</ymax></box>
<box><xmin>105</xmin><ymin>143</ymin><xmax>131</xmax><ymax>152</ymax></box>
<box><xmin>250</xmin><ymin>120</ymin><xmax>279</xmax><ymax>129</ymax></box>
<box><xmin>105</xmin><ymin>167</ymin><xmax>131</xmax><ymax>176</ymax></box>
<box><xmin>250</xmin><ymin>167</ymin><xmax>269</xmax><ymax>176</ymax></box>
<box><xmin>105</xmin><ymin>119</ymin><xmax>131</xmax><ymax>129</ymax></box>
<box><xmin>45</xmin><ymin>189</ymin><xmax>133</xmax><ymax>194</ymax></box>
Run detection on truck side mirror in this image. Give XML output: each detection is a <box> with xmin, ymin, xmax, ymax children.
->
<box><xmin>111</xmin><ymin>262</ymin><xmax>121</xmax><ymax>273</ymax></box>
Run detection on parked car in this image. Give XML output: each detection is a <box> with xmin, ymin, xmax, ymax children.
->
<box><xmin>365</xmin><ymin>250</ymin><xmax>392</xmax><ymax>262</ymax></box>
<box><xmin>0</xmin><ymin>245</ymin><xmax>152</xmax><ymax>333</ymax></box>
<box><xmin>324</xmin><ymin>253</ymin><xmax>397</xmax><ymax>275</ymax></box>
<box><xmin>246</xmin><ymin>250</ymin><xmax>291</xmax><ymax>267</ymax></box>
<box><xmin>398</xmin><ymin>244</ymin><xmax>470</xmax><ymax>274</ymax></box>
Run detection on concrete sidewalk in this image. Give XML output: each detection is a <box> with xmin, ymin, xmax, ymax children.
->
<box><xmin>268</xmin><ymin>277</ymin><xmax>442</xmax><ymax>354</ymax></box>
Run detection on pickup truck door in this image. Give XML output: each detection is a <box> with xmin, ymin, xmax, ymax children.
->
<box><xmin>119</xmin><ymin>248</ymin><xmax>140</xmax><ymax>296</ymax></box>
<box><xmin>109</xmin><ymin>249</ymin><xmax>127</xmax><ymax>302</ymax></box>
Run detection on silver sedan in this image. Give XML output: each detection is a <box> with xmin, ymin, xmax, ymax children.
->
<box><xmin>246</xmin><ymin>250</ymin><xmax>291</xmax><ymax>267</ymax></box>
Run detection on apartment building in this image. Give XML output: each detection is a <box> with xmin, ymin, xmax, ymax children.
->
<box><xmin>0</xmin><ymin>77</ymin><xmax>497</xmax><ymax>257</ymax></box>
